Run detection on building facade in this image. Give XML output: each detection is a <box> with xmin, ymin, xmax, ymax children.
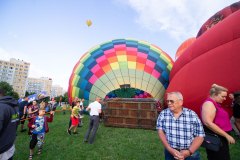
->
<box><xmin>0</xmin><ymin>58</ymin><xmax>30</xmax><ymax>97</ymax></box>
<box><xmin>51</xmin><ymin>85</ymin><xmax>63</xmax><ymax>98</ymax></box>
<box><xmin>27</xmin><ymin>77</ymin><xmax>53</xmax><ymax>96</ymax></box>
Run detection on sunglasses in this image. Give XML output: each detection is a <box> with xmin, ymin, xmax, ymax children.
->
<box><xmin>166</xmin><ymin>100</ymin><xmax>176</xmax><ymax>104</ymax></box>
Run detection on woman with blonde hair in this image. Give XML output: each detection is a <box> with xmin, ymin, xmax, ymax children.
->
<box><xmin>201</xmin><ymin>84</ymin><xmax>235</xmax><ymax>160</ymax></box>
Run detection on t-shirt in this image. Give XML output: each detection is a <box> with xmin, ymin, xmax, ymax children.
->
<box><xmin>72</xmin><ymin>106</ymin><xmax>80</xmax><ymax>117</ymax></box>
<box><xmin>28</xmin><ymin>105</ymin><xmax>39</xmax><ymax>118</ymax></box>
<box><xmin>89</xmin><ymin>101</ymin><xmax>101</xmax><ymax>116</ymax></box>
<box><xmin>233</xmin><ymin>103</ymin><xmax>240</xmax><ymax>118</ymax></box>
<box><xmin>32</xmin><ymin>116</ymin><xmax>45</xmax><ymax>134</ymax></box>
<box><xmin>18</xmin><ymin>100</ymin><xmax>28</xmax><ymax>115</ymax></box>
<box><xmin>80</xmin><ymin>101</ymin><xmax>83</xmax><ymax>106</ymax></box>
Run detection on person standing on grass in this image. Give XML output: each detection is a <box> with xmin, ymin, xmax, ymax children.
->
<box><xmin>68</xmin><ymin>97</ymin><xmax>79</xmax><ymax>130</ymax></box>
<box><xmin>27</xmin><ymin>100</ymin><xmax>39</xmax><ymax>135</ymax></box>
<box><xmin>201</xmin><ymin>84</ymin><xmax>235</xmax><ymax>160</ymax></box>
<box><xmin>0</xmin><ymin>89</ymin><xmax>19</xmax><ymax>160</ymax></box>
<box><xmin>18</xmin><ymin>96</ymin><xmax>28</xmax><ymax>132</ymax></box>
<box><xmin>28</xmin><ymin>102</ymin><xmax>54</xmax><ymax>160</ymax></box>
<box><xmin>67</xmin><ymin>101</ymin><xmax>80</xmax><ymax>135</ymax></box>
<box><xmin>79</xmin><ymin>98</ymin><xmax>84</xmax><ymax>126</ymax></box>
<box><xmin>157</xmin><ymin>92</ymin><xmax>205</xmax><ymax>160</ymax></box>
<box><xmin>84</xmin><ymin>97</ymin><xmax>102</xmax><ymax>144</ymax></box>
<box><xmin>232</xmin><ymin>91</ymin><xmax>240</xmax><ymax>136</ymax></box>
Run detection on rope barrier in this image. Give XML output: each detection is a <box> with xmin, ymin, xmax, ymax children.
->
<box><xmin>20</xmin><ymin>107</ymin><xmax>73</xmax><ymax>122</ymax></box>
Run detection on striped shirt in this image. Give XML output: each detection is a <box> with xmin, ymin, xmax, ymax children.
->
<box><xmin>156</xmin><ymin>108</ymin><xmax>205</xmax><ymax>150</ymax></box>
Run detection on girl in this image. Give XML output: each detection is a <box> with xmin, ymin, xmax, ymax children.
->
<box><xmin>67</xmin><ymin>101</ymin><xmax>80</xmax><ymax>135</ymax></box>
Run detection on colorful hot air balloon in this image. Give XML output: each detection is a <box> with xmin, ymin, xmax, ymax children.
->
<box><xmin>168</xmin><ymin>8</ymin><xmax>240</xmax><ymax>116</ymax></box>
<box><xmin>86</xmin><ymin>20</ymin><xmax>92</xmax><ymax>27</ymax></box>
<box><xmin>68</xmin><ymin>39</ymin><xmax>174</xmax><ymax>104</ymax></box>
<box><xmin>197</xmin><ymin>1</ymin><xmax>240</xmax><ymax>37</ymax></box>
<box><xmin>175</xmin><ymin>37</ymin><xmax>196</xmax><ymax>60</ymax></box>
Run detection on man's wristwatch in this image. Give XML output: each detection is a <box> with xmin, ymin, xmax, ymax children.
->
<box><xmin>188</xmin><ymin>149</ymin><xmax>193</xmax><ymax>156</ymax></box>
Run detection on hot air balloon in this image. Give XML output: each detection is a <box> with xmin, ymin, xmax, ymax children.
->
<box><xmin>175</xmin><ymin>37</ymin><xmax>196</xmax><ymax>60</ymax></box>
<box><xmin>68</xmin><ymin>39</ymin><xmax>174</xmax><ymax>104</ymax></box>
<box><xmin>197</xmin><ymin>1</ymin><xmax>240</xmax><ymax>37</ymax></box>
<box><xmin>168</xmin><ymin>7</ymin><xmax>240</xmax><ymax>116</ymax></box>
<box><xmin>86</xmin><ymin>20</ymin><xmax>92</xmax><ymax>27</ymax></box>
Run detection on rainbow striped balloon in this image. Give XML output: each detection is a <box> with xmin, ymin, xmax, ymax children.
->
<box><xmin>68</xmin><ymin>39</ymin><xmax>173</xmax><ymax>103</ymax></box>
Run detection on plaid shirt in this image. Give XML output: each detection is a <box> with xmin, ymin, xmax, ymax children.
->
<box><xmin>156</xmin><ymin>107</ymin><xmax>205</xmax><ymax>150</ymax></box>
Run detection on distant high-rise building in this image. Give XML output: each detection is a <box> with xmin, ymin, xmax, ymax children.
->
<box><xmin>0</xmin><ymin>58</ymin><xmax>30</xmax><ymax>97</ymax></box>
<box><xmin>27</xmin><ymin>77</ymin><xmax>53</xmax><ymax>96</ymax></box>
<box><xmin>51</xmin><ymin>85</ymin><xmax>63</xmax><ymax>98</ymax></box>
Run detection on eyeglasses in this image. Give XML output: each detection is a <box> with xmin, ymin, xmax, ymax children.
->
<box><xmin>166</xmin><ymin>100</ymin><xmax>175</xmax><ymax>104</ymax></box>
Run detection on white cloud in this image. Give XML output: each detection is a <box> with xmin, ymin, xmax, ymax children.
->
<box><xmin>122</xmin><ymin>0</ymin><xmax>237</xmax><ymax>41</ymax></box>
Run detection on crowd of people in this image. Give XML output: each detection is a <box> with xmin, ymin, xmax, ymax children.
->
<box><xmin>0</xmin><ymin>83</ymin><xmax>240</xmax><ymax>160</ymax></box>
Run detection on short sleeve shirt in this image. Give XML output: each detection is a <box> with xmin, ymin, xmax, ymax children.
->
<box><xmin>89</xmin><ymin>101</ymin><xmax>101</xmax><ymax>116</ymax></box>
<box><xmin>156</xmin><ymin>108</ymin><xmax>205</xmax><ymax>149</ymax></box>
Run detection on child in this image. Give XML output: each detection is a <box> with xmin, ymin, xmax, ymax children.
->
<box><xmin>28</xmin><ymin>102</ymin><xmax>54</xmax><ymax>160</ymax></box>
<box><xmin>67</xmin><ymin>101</ymin><xmax>80</xmax><ymax>135</ymax></box>
<box><xmin>79</xmin><ymin>99</ymin><xmax>84</xmax><ymax>126</ymax></box>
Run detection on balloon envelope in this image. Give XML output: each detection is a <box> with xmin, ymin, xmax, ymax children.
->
<box><xmin>68</xmin><ymin>39</ymin><xmax>173</xmax><ymax>104</ymax></box>
<box><xmin>197</xmin><ymin>1</ymin><xmax>240</xmax><ymax>37</ymax></box>
<box><xmin>86</xmin><ymin>20</ymin><xmax>92</xmax><ymax>27</ymax></box>
<box><xmin>175</xmin><ymin>37</ymin><xmax>196</xmax><ymax>60</ymax></box>
<box><xmin>168</xmin><ymin>10</ymin><xmax>240</xmax><ymax>116</ymax></box>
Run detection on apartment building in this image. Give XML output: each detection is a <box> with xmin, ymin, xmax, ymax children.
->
<box><xmin>0</xmin><ymin>58</ymin><xmax>30</xmax><ymax>97</ymax></box>
<box><xmin>27</xmin><ymin>77</ymin><xmax>53</xmax><ymax>96</ymax></box>
<box><xmin>51</xmin><ymin>85</ymin><xmax>64</xmax><ymax>98</ymax></box>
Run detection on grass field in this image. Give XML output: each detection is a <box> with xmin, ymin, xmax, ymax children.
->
<box><xmin>14</xmin><ymin>110</ymin><xmax>240</xmax><ymax>160</ymax></box>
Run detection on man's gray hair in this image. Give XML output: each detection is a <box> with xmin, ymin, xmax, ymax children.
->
<box><xmin>167</xmin><ymin>92</ymin><xmax>183</xmax><ymax>101</ymax></box>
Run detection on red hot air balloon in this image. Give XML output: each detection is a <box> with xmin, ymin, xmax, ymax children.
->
<box><xmin>168</xmin><ymin>9</ymin><xmax>240</xmax><ymax>116</ymax></box>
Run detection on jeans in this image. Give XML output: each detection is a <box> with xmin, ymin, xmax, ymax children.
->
<box><xmin>164</xmin><ymin>149</ymin><xmax>200</xmax><ymax>160</ymax></box>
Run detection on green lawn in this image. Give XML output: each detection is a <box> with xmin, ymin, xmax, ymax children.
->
<box><xmin>14</xmin><ymin>110</ymin><xmax>240</xmax><ymax>160</ymax></box>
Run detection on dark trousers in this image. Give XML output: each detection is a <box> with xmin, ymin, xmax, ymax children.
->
<box><xmin>84</xmin><ymin>116</ymin><xmax>99</xmax><ymax>144</ymax></box>
<box><xmin>68</xmin><ymin>119</ymin><xmax>72</xmax><ymax>129</ymax></box>
<box><xmin>29</xmin><ymin>134</ymin><xmax>38</xmax><ymax>149</ymax></box>
<box><xmin>206</xmin><ymin>135</ymin><xmax>230</xmax><ymax>160</ymax></box>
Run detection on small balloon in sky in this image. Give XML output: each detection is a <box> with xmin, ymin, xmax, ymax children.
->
<box><xmin>86</xmin><ymin>20</ymin><xmax>92</xmax><ymax>27</ymax></box>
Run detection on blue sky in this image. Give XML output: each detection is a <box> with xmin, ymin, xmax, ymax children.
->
<box><xmin>0</xmin><ymin>0</ymin><xmax>237</xmax><ymax>90</ymax></box>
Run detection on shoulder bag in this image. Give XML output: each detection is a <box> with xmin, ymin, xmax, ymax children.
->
<box><xmin>201</xmin><ymin>132</ymin><xmax>222</xmax><ymax>151</ymax></box>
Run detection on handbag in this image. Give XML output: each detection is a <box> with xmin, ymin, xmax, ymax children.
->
<box><xmin>201</xmin><ymin>132</ymin><xmax>222</xmax><ymax>151</ymax></box>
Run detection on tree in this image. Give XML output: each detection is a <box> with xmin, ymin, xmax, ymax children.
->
<box><xmin>25</xmin><ymin>91</ymin><xmax>36</xmax><ymax>97</ymax></box>
<box><xmin>0</xmin><ymin>81</ymin><xmax>19</xmax><ymax>99</ymax></box>
<box><xmin>54</xmin><ymin>92</ymin><xmax>68</xmax><ymax>103</ymax></box>
<box><xmin>63</xmin><ymin>92</ymin><xmax>68</xmax><ymax>102</ymax></box>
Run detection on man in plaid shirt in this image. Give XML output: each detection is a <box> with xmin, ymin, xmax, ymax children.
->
<box><xmin>157</xmin><ymin>92</ymin><xmax>205</xmax><ymax>160</ymax></box>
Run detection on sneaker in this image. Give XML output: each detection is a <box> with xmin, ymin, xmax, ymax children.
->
<box><xmin>67</xmin><ymin>129</ymin><xmax>71</xmax><ymax>135</ymax></box>
<box><xmin>37</xmin><ymin>149</ymin><xmax>42</xmax><ymax>155</ymax></box>
<box><xmin>28</xmin><ymin>155</ymin><xmax>33</xmax><ymax>160</ymax></box>
<box><xmin>73</xmin><ymin>132</ymin><xmax>79</xmax><ymax>134</ymax></box>
<box><xmin>20</xmin><ymin>129</ymin><xmax>27</xmax><ymax>132</ymax></box>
